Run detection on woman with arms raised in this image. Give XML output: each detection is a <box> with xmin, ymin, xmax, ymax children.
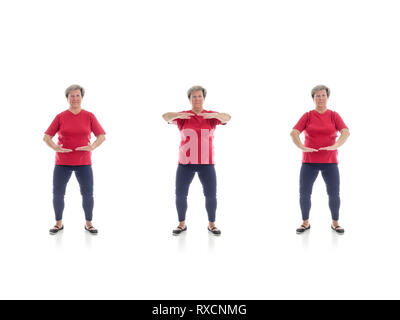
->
<box><xmin>163</xmin><ymin>86</ymin><xmax>231</xmax><ymax>236</ymax></box>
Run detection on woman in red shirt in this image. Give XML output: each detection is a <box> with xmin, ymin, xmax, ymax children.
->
<box><xmin>290</xmin><ymin>85</ymin><xmax>350</xmax><ymax>234</ymax></box>
<box><xmin>44</xmin><ymin>85</ymin><xmax>106</xmax><ymax>235</ymax></box>
<box><xmin>163</xmin><ymin>86</ymin><xmax>231</xmax><ymax>236</ymax></box>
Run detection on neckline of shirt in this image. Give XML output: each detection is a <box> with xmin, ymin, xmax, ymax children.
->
<box><xmin>313</xmin><ymin>108</ymin><xmax>330</xmax><ymax>115</ymax></box>
<box><xmin>67</xmin><ymin>108</ymin><xmax>84</xmax><ymax>116</ymax></box>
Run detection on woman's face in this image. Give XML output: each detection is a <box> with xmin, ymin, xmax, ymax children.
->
<box><xmin>313</xmin><ymin>89</ymin><xmax>328</xmax><ymax>109</ymax></box>
<box><xmin>190</xmin><ymin>90</ymin><xmax>204</xmax><ymax>109</ymax></box>
<box><xmin>68</xmin><ymin>89</ymin><xmax>82</xmax><ymax>108</ymax></box>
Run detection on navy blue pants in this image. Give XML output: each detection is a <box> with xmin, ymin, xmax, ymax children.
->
<box><xmin>176</xmin><ymin>164</ymin><xmax>217</xmax><ymax>222</ymax></box>
<box><xmin>53</xmin><ymin>165</ymin><xmax>94</xmax><ymax>221</ymax></box>
<box><xmin>300</xmin><ymin>163</ymin><xmax>340</xmax><ymax>221</ymax></box>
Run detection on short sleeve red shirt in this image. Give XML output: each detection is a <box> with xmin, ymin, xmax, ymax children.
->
<box><xmin>45</xmin><ymin>109</ymin><xmax>106</xmax><ymax>165</ymax></box>
<box><xmin>293</xmin><ymin>109</ymin><xmax>348</xmax><ymax>163</ymax></box>
<box><xmin>170</xmin><ymin>110</ymin><xmax>225</xmax><ymax>164</ymax></box>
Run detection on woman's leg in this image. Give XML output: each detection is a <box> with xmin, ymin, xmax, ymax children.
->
<box><xmin>299</xmin><ymin>163</ymin><xmax>320</xmax><ymax>221</ymax></box>
<box><xmin>321</xmin><ymin>164</ymin><xmax>340</xmax><ymax>222</ymax></box>
<box><xmin>74</xmin><ymin>165</ymin><xmax>94</xmax><ymax>222</ymax></box>
<box><xmin>53</xmin><ymin>165</ymin><xmax>73</xmax><ymax>223</ymax></box>
<box><xmin>175</xmin><ymin>165</ymin><xmax>196</xmax><ymax>223</ymax></box>
<box><xmin>197</xmin><ymin>165</ymin><xmax>217</xmax><ymax>223</ymax></box>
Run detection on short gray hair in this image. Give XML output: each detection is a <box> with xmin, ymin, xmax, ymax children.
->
<box><xmin>311</xmin><ymin>85</ymin><xmax>330</xmax><ymax>98</ymax></box>
<box><xmin>65</xmin><ymin>84</ymin><xmax>85</xmax><ymax>98</ymax></box>
<box><xmin>187</xmin><ymin>85</ymin><xmax>207</xmax><ymax>99</ymax></box>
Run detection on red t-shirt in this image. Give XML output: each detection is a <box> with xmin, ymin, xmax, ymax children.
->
<box><xmin>171</xmin><ymin>110</ymin><xmax>225</xmax><ymax>164</ymax></box>
<box><xmin>293</xmin><ymin>109</ymin><xmax>348</xmax><ymax>163</ymax></box>
<box><xmin>45</xmin><ymin>109</ymin><xmax>106</xmax><ymax>165</ymax></box>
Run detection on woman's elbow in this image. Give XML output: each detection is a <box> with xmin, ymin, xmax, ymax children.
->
<box><xmin>290</xmin><ymin>130</ymin><xmax>299</xmax><ymax>137</ymax></box>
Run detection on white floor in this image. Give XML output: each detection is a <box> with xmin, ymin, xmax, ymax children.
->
<box><xmin>1</xmin><ymin>168</ymin><xmax>399</xmax><ymax>300</ymax></box>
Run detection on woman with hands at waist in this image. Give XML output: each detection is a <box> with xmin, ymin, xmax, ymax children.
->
<box><xmin>44</xmin><ymin>84</ymin><xmax>106</xmax><ymax>235</ymax></box>
<box><xmin>290</xmin><ymin>85</ymin><xmax>350</xmax><ymax>235</ymax></box>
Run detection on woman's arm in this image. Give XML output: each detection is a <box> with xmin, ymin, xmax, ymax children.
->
<box><xmin>319</xmin><ymin>128</ymin><xmax>350</xmax><ymax>151</ymax></box>
<box><xmin>162</xmin><ymin>112</ymin><xmax>192</xmax><ymax>122</ymax></box>
<box><xmin>215</xmin><ymin>113</ymin><xmax>231</xmax><ymax>124</ymax></box>
<box><xmin>75</xmin><ymin>134</ymin><xmax>106</xmax><ymax>151</ymax></box>
<box><xmin>91</xmin><ymin>134</ymin><xmax>106</xmax><ymax>150</ymax></box>
<box><xmin>200</xmin><ymin>112</ymin><xmax>231</xmax><ymax>124</ymax></box>
<box><xmin>290</xmin><ymin>129</ymin><xmax>318</xmax><ymax>152</ymax></box>
<box><xmin>43</xmin><ymin>134</ymin><xmax>72</xmax><ymax>153</ymax></box>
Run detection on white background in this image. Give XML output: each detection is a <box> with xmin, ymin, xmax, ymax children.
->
<box><xmin>0</xmin><ymin>0</ymin><xmax>399</xmax><ymax>299</ymax></box>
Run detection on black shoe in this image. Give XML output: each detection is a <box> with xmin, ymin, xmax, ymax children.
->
<box><xmin>173</xmin><ymin>225</ymin><xmax>187</xmax><ymax>235</ymax></box>
<box><xmin>208</xmin><ymin>226</ymin><xmax>221</xmax><ymax>235</ymax></box>
<box><xmin>85</xmin><ymin>225</ymin><xmax>98</xmax><ymax>235</ymax></box>
<box><xmin>296</xmin><ymin>224</ymin><xmax>311</xmax><ymax>234</ymax></box>
<box><xmin>331</xmin><ymin>225</ymin><xmax>345</xmax><ymax>234</ymax></box>
<box><xmin>49</xmin><ymin>225</ymin><xmax>64</xmax><ymax>235</ymax></box>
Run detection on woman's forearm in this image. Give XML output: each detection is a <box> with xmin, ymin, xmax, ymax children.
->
<box><xmin>290</xmin><ymin>130</ymin><xmax>305</xmax><ymax>150</ymax></box>
<box><xmin>216</xmin><ymin>113</ymin><xmax>231</xmax><ymax>123</ymax></box>
<box><xmin>334</xmin><ymin>129</ymin><xmax>350</xmax><ymax>148</ymax></box>
<box><xmin>43</xmin><ymin>134</ymin><xmax>58</xmax><ymax>151</ymax></box>
<box><xmin>91</xmin><ymin>135</ymin><xmax>106</xmax><ymax>150</ymax></box>
<box><xmin>162</xmin><ymin>112</ymin><xmax>179</xmax><ymax>122</ymax></box>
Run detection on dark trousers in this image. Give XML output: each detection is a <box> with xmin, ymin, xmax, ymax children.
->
<box><xmin>53</xmin><ymin>165</ymin><xmax>94</xmax><ymax>221</ymax></box>
<box><xmin>176</xmin><ymin>164</ymin><xmax>217</xmax><ymax>222</ymax></box>
<box><xmin>299</xmin><ymin>163</ymin><xmax>340</xmax><ymax>221</ymax></box>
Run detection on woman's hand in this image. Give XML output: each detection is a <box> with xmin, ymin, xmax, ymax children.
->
<box><xmin>162</xmin><ymin>112</ymin><xmax>193</xmax><ymax>122</ymax></box>
<box><xmin>44</xmin><ymin>135</ymin><xmax>72</xmax><ymax>153</ymax></box>
<box><xmin>200</xmin><ymin>112</ymin><xmax>231</xmax><ymax>123</ymax></box>
<box><xmin>75</xmin><ymin>143</ymin><xmax>94</xmax><ymax>152</ymax></box>
<box><xmin>176</xmin><ymin>112</ymin><xmax>193</xmax><ymax>119</ymax></box>
<box><xmin>55</xmin><ymin>144</ymin><xmax>73</xmax><ymax>153</ymax></box>
<box><xmin>301</xmin><ymin>147</ymin><xmax>319</xmax><ymax>152</ymax></box>
<box><xmin>290</xmin><ymin>129</ymin><xmax>318</xmax><ymax>152</ymax></box>
<box><xmin>200</xmin><ymin>112</ymin><xmax>217</xmax><ymax>119</ymax></box>
<box><xmin>319</xmin><ymin>144</ymin><xmax>338</xmax><ymax>151</ymax></box>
